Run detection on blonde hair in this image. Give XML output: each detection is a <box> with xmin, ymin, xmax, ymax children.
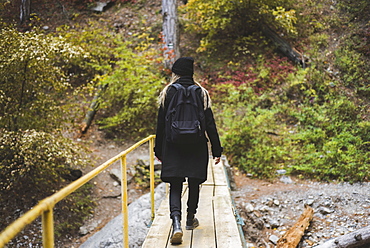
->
<box><xmin>159</xmin><ymin>73</ymin><xmax>211</xmax><ymax>110</ymax></box>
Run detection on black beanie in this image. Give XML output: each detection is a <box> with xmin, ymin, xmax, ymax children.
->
<box><xmin>171</xmin><ymin>57</ymin><xmax>194</xmax><ymax>76</ymax></box>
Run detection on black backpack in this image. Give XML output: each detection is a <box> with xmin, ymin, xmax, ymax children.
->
<box><xmin>165</xmin><ymin>83</ymin><xmax>206</xmax><ymax>144</ymax></box>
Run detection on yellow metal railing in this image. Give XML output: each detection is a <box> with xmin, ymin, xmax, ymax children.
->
<box><xmin>0</xmin><ymin>135</ymin><xmax>156</xmax><ymax>248</ymax></box>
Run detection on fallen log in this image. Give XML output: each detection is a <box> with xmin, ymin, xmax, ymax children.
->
<box><xmin>260</xmin><ymin>23</ymin><xmax>307</xmax><ymax>68</ymax></box>
<box><xmin>276</xmin><ymin>205</ymin><xmax>314</xmax><ymax>248</ymax></box>
<box><xmin>313</xmin><ymin>225</ymin><xmax>370</xmax><ymax>248</ymax></box>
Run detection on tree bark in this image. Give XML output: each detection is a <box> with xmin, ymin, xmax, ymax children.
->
<box><xmin>20</xmin><ymin>0</ymin><xmax>31</xmax><ymax>23</ymax></box>
<box><xmin>277</xmin><ymin>205</ymin><xmax>314</xmax><ymax>248</ymax></box>
<box><xmin>313</xmin><ymin>225</ymin><xmax>370</xmax><ymax>248</ymax></box>
<box><xmin>162</xmin><ymin>0</ymin><xmax>180</xmax><ymax>69</ymax></box>
<box><xmin>261</xmin><ymin>23</ymin><xmax>307</xmax><ymax>68</ymax></box>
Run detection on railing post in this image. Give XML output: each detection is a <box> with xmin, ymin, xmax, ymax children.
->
<box><xmin>42</xmin><ymin>208</ymin><xmax>54</xmax><ymax>248</ymax></box>
<box><xmin>121</xmin><ymin>155</ymin><xmax>129</xmax><ymax>248</ymax></box>
<box><xmin>149</xmin><ymin>136</ymin><xmax>155</xmax><ymax>221</ymax></box>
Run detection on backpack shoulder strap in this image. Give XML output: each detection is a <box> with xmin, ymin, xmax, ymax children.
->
<box><xmin>186</xmin><ymin>84</ymin><xmax>203</xmax><ymax>108</ymax></box>
<box><xmin>188</xmin><ymin>84</ymin><xmax>200</xmax><ymax>90</ymax></box>
<box><xmin>170</xmin><ymin>82</ymin><xmax>184</xmax><ymax>91</ymax></box>
<box><xmin>165</xmin><ymin>83</ymin><xmax>184</xmax><ymax>118</ymax></box>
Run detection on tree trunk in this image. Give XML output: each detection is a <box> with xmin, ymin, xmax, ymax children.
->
<box><xmin>162</xmin><ymin>0</ymin><xmax>180</xmax><ymax>69</ymax></box>
<box><xmin>261</xmin><ymin>23</ymin><xmax>307</xmax><ymax>68</ymax></box>
<box><xmin>20</xmin><ymin>0</ymin><xmax>31</xmax><ymax>23</ymax></box>
<box><xmin>313</xmin><ymin>226</ymin><xmax>370</xmax><ymax>248</ymax></box>
<box><xmin>277</xmin><ymin>205</ymin><xmax>314</xmax><ymax>248</ymax></box>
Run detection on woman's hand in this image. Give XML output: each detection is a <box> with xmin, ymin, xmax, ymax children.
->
<box><xmin>214</xmin><ymin>157</ymin><xmax>221</xmax><ymax>164</ymax></box>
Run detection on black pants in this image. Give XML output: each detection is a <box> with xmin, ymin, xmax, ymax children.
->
<box><xmin>169</xmin><ymin>177</ymin><xmax>201</xmax><ymax>219</ymax></box>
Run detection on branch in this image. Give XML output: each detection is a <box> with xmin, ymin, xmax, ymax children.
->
<box><xmin>277</xmin><ymin>205</ymin><xmax>314</xmax><ymax>248</ymax></box>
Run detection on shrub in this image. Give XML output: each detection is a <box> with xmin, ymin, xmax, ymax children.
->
<box><xmin>288</xmin><ymin>98</ymin><xmax>370</xmax><ymax>182</ymax></box>
<box><xmin>0</xmin><ymin>26</ymin><xmax>88</xmax><ymax>132</ymax></box>
<box><xmin>217</xmin><ymin>84</ymin><xmax>289</xmax><ymax>178</ymax></box>
<box><xmin>0</xmin><ymin>129</ymin><xmax>94</xmax><ymax>240</ymax></box>
<box><xmin>334</xmin><ymin>48</ymin><xmax>370</xmax><ymax>97</ymax></box>
<box><xmin>215</xmin><ymin>64</ymin><xmax>370</xmax><ymax>182</ymax></box>
<box><xmin>183</xmin><ymin>0</ymin><xmax>297</xmax><ymax>55</ymax></box>
<box><xmin>97</xmin><ymin>39</ymin><xmax>166</xmax><ymax>138</ymax></box>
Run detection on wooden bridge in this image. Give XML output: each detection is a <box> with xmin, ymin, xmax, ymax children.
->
<box><xmin>142</xmin><ymin>158</ymin><xmax>245</xmax><ymax>248</ymax></box>
<box><xmin>0</xmin><ymin>136</ymin><xmax>245</xmax><ymax>248</ymax></box>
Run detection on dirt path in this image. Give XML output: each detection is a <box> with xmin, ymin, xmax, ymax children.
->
<box><xmin>65</xmin><ymin>127</ymin><xmax>152</xmax><ymax>247</ymax></box>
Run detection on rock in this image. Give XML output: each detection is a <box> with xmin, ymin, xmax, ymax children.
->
<box><xmin>62</xmin><ymin>169</ymin><xmax>83</xmax><ymax>181</ymax></box>
<box><xmin>318</xmin><ymin>207</ymin><xmax>334</xmax><ymax>215</ymax></box>
<box><xmin>280</xmin><ymin>175</ymin><xmax>293</xmax><ymax>184</ymax></box>
<box><xmin>235</xmin><ymin>180</ymin><xmax>370</xmax><ymax>247</ymax></box>
<box><xmin>79</xmin><ymin>220</ymin><xmax>102</xmax><ymax>236</ymax></box>
<box><xmin>269</xmin><ymin>219</ymin><xmax>280</xmax><ymax>228</ymax></box>
<box><xmin>91</xmin><ymin>2</ymin><xmax>107</xmax><ymax>12</ymax></box>
<box><xmin>244</xmin><ymin>203</ymin><xmax>254</xmax><ymax>213</ymax></box>
<box><xmin>80</xmin><ymin>183</ymin><xmax>166</xmax><ymax>248</ymax></box>
<box><xmin>306</xmin><ymin>199</ymin><xmax>315</xmax><ymax>206</ymax></box>
<box><xmin>269</xmin><ymin>234</ymin><xmax>279</xmax><ymax>245</ymax></box>
<box><xmin>246</xmin><ymin>242</ymin><xmax>256</xmax><ymax>248</ymax></box>
<box><xmin>109</xmin><ymin>168</ymin><xmax>134</xmax><ymax>185</ymax></box>
<box><xmin>259</xmin><ymin>205</ymin><xmax>271</xmax><ymax>212</ymax></box>
<box><xmin>276</xmin><ymin>169</ymin><xmax>287</xmax><ymax>175</ymax></box>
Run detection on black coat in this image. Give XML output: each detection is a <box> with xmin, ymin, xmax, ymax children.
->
<box><xmin>154</xmin><ymin>76</ymin><xmax>223</xmax><ymax>183</ymax></box>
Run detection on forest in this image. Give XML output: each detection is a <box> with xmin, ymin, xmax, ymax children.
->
<box><xmin>0</xmin><ymin>0</ymin><xmax>369</xmax><ymax>246</ymax></box>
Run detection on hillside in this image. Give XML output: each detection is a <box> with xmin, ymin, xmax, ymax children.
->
<box><xmin>1</xmin><ymin>0</ymin><xmax>370</xmax><ymax>247</ymax></box>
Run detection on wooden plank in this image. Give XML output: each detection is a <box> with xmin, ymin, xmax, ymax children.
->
<box><xmin>143</xmin><ymin>185</ymin><xmax>189</xmax><ymax>248</ymax></box>
<box><xmin>213</xmin><ymin>185</ymin><xmax>243</xmax><ymax>248</ymax></box>
<box><xmin>213</xmin><ymin>160</ymin><xmax>228</xmax><ymax>186</ymax></box>
<box><xmin>192</xmin><ymin>185</ymin><xmax>216</xmax><ymax>248</ymax></box>
<box><xmin>143</xmin><ymin>160</ymin><xmax>242</xmax><ymax>248</ymax></box>
<box><xmin>142</xmin><ymin>196</ymin><xmax>171</xmax><ymax>248</ymax></box>
<box><xmin>203</xmin><ymin>159</ymin><xmax>214</xmax><ymax>186</ymax></box>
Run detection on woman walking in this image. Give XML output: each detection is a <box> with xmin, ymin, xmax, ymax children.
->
<box><xmin>154</xmin><ymin>57</ymin><xmax>223</xmax><ymax>244</ymax></box>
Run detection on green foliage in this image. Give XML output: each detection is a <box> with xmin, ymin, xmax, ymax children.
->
<box><xmin>288</xmin><ymin>99</ymin><xmax>370</xmax><ymax>182</ymax></box>
<box><xmin>0</xmin><ymin>27</ymin><xmax>88</xmax><ymax>131</ymax></box>
<box><xmin>57</xmin><ymin>22</ymin><xmax>119</xmax><ymax>78</ymax></box>
<box><xmin>58</xmin><ymin>22</ymin><xmax>166</xmax><ymax>139</ymax></box>
<box><xmin>334</xmin><ymin>46</ymin><xmax>370</xmax><ymax>97</ymax></box>
<box><xmin>98</xmin><ymin>39</ymin><xmax>166</xmax><ymax>138</ymax></box>
<box><xmin>0</xmin><ymin>24</ymin><xmax>97</xmax><ymax>243</ymax></box>
<box><xmin>0</xmin><ymin>129</ymin><xmax>90</xmax><ymax>193</ymax></box>
<box><xmin>217</xmin><ymin>84</ymin><xmax>289</xmax><ymax>178</ymax></box>
<box><xmin>337</xmin><ymin>0</ymin><xmax>370</xmax><ymax>18</ymax></box>
<box><xmin>215</xmin><ymin>62</ymin><xmax>370</xmax><ymax>182</ymax></box>
<box><xmin>184</xmin><ymin>0</ymin><xmax>296</xmax><ymax>54</ymax></box>
<box><xmin>133</xmin><ymin>161</ymin><xmax>161</xmax><ymax>188</ymax></box>
<box><xmin>54</xmin><ymin>183</ymin><xmax>94</xmax><ymax>238</ymax></box>
<box><xmin>0</xmin><ymin>129</ymin><xmax>94</xmax><ymax>238</ymax></box>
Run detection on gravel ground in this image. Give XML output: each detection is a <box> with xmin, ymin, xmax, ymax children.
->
<box><xmin>232</xmin><ymin>171</ymin><xmax>370</xmax><ymax>248</ymax></box>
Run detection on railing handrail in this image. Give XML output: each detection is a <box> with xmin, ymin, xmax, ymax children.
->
<box><xmin>0</xmin><ymin>134</ymin><xmax>156</xmax><ymax>248</ymax></box>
